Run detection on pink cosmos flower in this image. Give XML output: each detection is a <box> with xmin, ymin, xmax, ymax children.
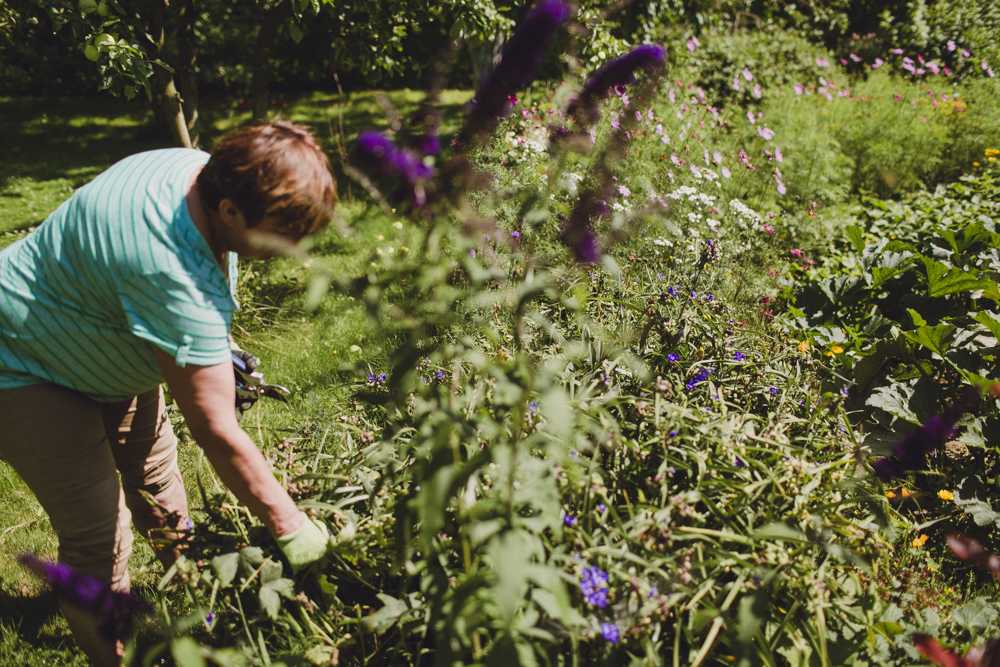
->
<box><xmin>757</xmin><ymin>126</ymin><xmax>775</xmax><ymax>140</ymax></box>
<box><xmin>872</xmin><ymin>58</ymin><xmax>884</xmax><ymax>68</ymax></box>
<box><xmin>894</xmin><ymin>94</ymin><xmax>902</xmax><ymax>99</ymax></box>
<box><xmin>713</xmin><ymin>151</ymin><xmax>722</xmax><ymax>163</ymax></box>
<box><xmin>892</xmin><ymin>48</ymin><xmax>904</xmax><ymax>55</ymax></box>
<box><xmin>747</xmin><ymin>110</ymin><xmax>755</xmax><ymax>124</ymax></box>
<box><xmin>704</xmin><ymin>149</ymin><xmax>710</xmax><ymax>166</ymax></box>
<box><xmin>983</xmin><ymin>60</ymin><xmax>990</xmax><ymax>70</ymax></box>
<box><xmin>742</xmin><ymin>67</ymin><xmax>753</xmax><ymax>81</ymax></box>
<box><xmin>655</xmin><ymin>123</ymin><xmax>663</xmax><ymax>135</ymax></box>
<box><xmin>647</xmin><ymin>108</ymin><xmax>654</xmax><ymax>120</ymax></box>
<box><xmin>790</xmin><ymin>248</ymin><xmax>803</xmax><ymax>258</ymax></box>
<box><xmin>689</xmin><ymin>164</ymin><xmax>701</xmax><ymax>177</ymax></box>
<box><xmin>721</xmin><ymin>167</ymin><xmax>731</xmax><ymax>178</ymax></box>
<box><xmin>927</xmin><ymin>62</ymin><xmax>940</xmax><ymax>74</ymax></box>
<box><xmin>947</xmin><ymin>40</ymin><xmax>956</xmax><ymax>51</ymax></box>
<box><xmin>775</xmin><ymin>146</ymin><xmax>783</xmax><ymax>162</ymax></box>
<box><xmin>777</xmin><ymin>182</ymin><xmax>786</xmax><ymax>195</ymax></box>
<box><xmin>815</xmin><ymin>57</ymin><xmax>829</xmax><ymax>67</ymax></box>
<box><xmin>732</xmin><ymin>76</ymin><xmax>739</xmax><ymax>90</ymax></box>
<box><xmin>610</xmin><ymin>115</ymin><xmax>620</xmax><ymax>129</ymax></box>
<box><xmin>793</xmin><ymin>83</ymin><xmax>804</xmax><ymax>95</ymax></box>
<box><xmin>752</xmin><ymin>83</ymin><xmax>762</xmax><ymax>99</ymax></box>
<box><xmin>668</xmin><ymin>88</ymin><xmax>675</xmax><ymax>103</ymax></box>
<box><xmin>849</xmin><ymin>53</ymin><xmax>861</xmax><ymax>62</ymax></box>
<box><xmin>686</xmin><ymin>39</ymin><xmax>696</xmax><ymax>52</ymax></box>
<box><xmin>963</xmin><ymin>49</ymin><xmax>971</xmax><ymax>57</ymax></box>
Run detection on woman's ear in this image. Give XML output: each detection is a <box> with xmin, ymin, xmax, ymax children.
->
<box><xmin>217</xmin><ymin>199</ymin><xmax>246</xmax><ymax>230</ymax></box>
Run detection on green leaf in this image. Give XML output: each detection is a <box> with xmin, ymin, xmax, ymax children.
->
<box><xmin>170</xmin><ymin>637</ymin><xmax>206</xmax><ymax>667</ymax></box>
<box><xmin>974</xmin><ymin>311</ymin><xmax>1000</xmax><ymax>339</ymax></box>
<box><xmin>361</xmin><ymin>593</ymin><xmax>408</xmax><ymax>634</ymax></box>
<box><xmin>753</xmin><ymin>522</ymin><xmax>808</xmax><ymax>543</ymax></box>
<box><xmin>259</xmin><ymin>578</ymin><xmax>295</xmax><ymax>620</ymax></box>
<box><xmin>238</xmin><ymin>546</ymin><xmax>265</xmax><ymax>578</ymax></box>
<box><xmin>867</xmin><ymin>383</ymin><xmax>919</xmax><ymax>423</ymax></box>
<box><xmin>903</xmin><ymin>323</ymin><xmax>957</xmax><ymax>357</ymax></box>
<box><xmin>907</xmin><ymin>309</ymin><xmax>927</xmax><ymax>328</ymax></box>
<box><xmin>211</xmin><ymin>553</ymin><xmax>240</xmax><ymax>588</ymax></box>
<box><xmin>259</xmin><ymin>559</ymin><xmax>283</xmax><ymax>585</ymax></box>
<box><xmin>921</xmin><ymin>257</ymin><xmax>995</xmax><ymax>297</ymax></box>
<box><xmin>845</xmin><ymin>225</ymin><xmax>865</xmax><ymax>252</ymax></box>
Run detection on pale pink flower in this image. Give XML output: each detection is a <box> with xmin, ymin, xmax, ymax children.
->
<box><xmin>655</xmin><ymin>123</ymin><xmax>663</xmax><ymax>135</ymax></box>
<box><xmin>732</xmin><ymin>75</ymin><xmax>740</xmax><ymax>90</ymax></box>
<box><xmin>815</xmin><ymin>57</ymin><xmax>829</xmax><ymax>67</ymax></box>
<box><xmin>983</xmin><ymin>60</ymin><xmax>990</xmax><ymax>70</ymax></box>
<box><xmin>742</xmin><ymin>67</ymin><xmax>753</xmax><ymax>81</ymax></box>
<box><xmin>647</xmin><ymin>108</ymin><xmax>654</xmax><ymax>120</ymax></box>
<box><xmin>963</xmin><ymin>49</ymin><xmax>971</xmax><ymax>57</ymax></box>
<box><xmin>668</xmin><ymin>88</ymin><xmax>675</xmax><ymax>103</ymax></box>
<box><xmin>849</xmin><ymin>53</ymin><xmax>861</xmax><ymax>62</ymax></box>
<box><xmin>777</xmin><ymin>182</ymin><xmax>787</xmax><ymax>195</ymax></box>
<box><xmin>947</xmin><ymin>40</ymin><xmax>956</xmax><ymax>51</ymax></box>
<box><xmin>713</xmin><ymin>151</ymin><xmax>723</xmax><ymax>163</ymax></box>
<box><xmin>747</xmin><ymin>110</ymin><xmax>755</xmax><ymax>124</ymax></box>
<box><xmin>793</xmin><ymin>83</ymin><xmax>804</xmax><ymax>95</ymax></box>
<box><xmin>635</xmin><ymin>110</ymin><xmax>642</xmax><ymax>122</ymax></box>
<box><xmin>721</xmin><ymin>167</ymin><xmax>731</xmax><ymax>178</ymax></box>
<box><xmin>927</xmin><ymin>62</ymin><xmax>940</xmax><ymax>74</ymax></box>
<box><xmin>892</xmin><ymin>48</ymin><xmax>904</xmax><ymax>55</ymax></box>
<box><xmin>872</xmin><ymin>58</ymin><xmax>884</xmax><ymax>68</ymax></box>
<box><xmin>752</xmin><ymin>83</ymin><xmax>762</xmax><ymax>99</ymax></box>
<box><xmin>757</xmin><ymin>126</ymin><xmax>775</xmax><ymax>140</ymax></box>
<box><xmin>689</xmin><ymin>164</ymin><xmax>701</xmax><ymax>177</ymax></box>
<box><xmin>775</xmin><ymin>146</ymin><xmax>783</xmax><ymax>162</ymax></box>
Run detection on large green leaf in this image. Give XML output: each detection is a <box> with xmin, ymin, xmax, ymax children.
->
<box><xmin>259</xmin><ymin>578</ymin><xmax>295</xmax><ymax>620</ymax></box>
<box><xmin>903</xmin><ymin>323</ymin><xmax>957</xmax><ymax>357</ymax></box>
<box><xmin>171</xmin><ymin>638</ymin><xmax>207</xmax><ymax>667</ymax></box>
<box><xmin>210</xmin><ymin>552</ymin><xmax>240</xmax><ymax>588</ymax></box>
<box><xmin>921</xmin><ymin>257</ymin><xmax>995</xmax><ymax>297</ymax></box>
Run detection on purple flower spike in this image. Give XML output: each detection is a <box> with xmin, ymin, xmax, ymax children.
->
<box><xmin>355</xmin><ymin>130</ymin><xmax>434</xmax><ymax>208</ymax></box>
<box><xmin>574</xmin><ymin>231</ymin><xmax>601</xmax><ymax>264</ymax></box>
<box><xmin>19</xmin><ymin>553</ymin><xmax>149</xmax><ymax>641</ymax></box>
<box><xmin>873</xmin><ymin>388</ymin><xmax>978</xmax><ymax>480</ymax></box>
<box><xmin>465</xmin><ymin>1</ymin><xmax>571</xmax><ymax>136</ymax></box>
<box><xmin>601</xmin><ymin>622</ymin><xmax>621</xmax><ymax>643</ymax></box>
<box><xmin>569</xmin><ymin>45</ymin><xmax>666</xmax><ymax>125</ymax></box>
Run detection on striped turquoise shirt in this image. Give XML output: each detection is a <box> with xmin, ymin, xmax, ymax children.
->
<box><xmin>0</xmin><ymin>148</ymin><xmax>238</xmax><ymax>402</ymax></box>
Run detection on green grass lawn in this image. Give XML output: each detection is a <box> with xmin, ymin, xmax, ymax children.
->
<box><xmin>0</xmin><ymin>90</ymin><xmax>452</xmax><ymax>664</ymax></box>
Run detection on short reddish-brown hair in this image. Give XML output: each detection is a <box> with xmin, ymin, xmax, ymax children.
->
<box><xmin>198</xmin><ymin>120</ymin><xmax>337</xmax><ymax>235</ymax></box>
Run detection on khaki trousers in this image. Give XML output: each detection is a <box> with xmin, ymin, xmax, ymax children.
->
<box><xmin>0</xmin><ymin>383</ymin><xmax>190</xmax><ymax>593</ymax></box>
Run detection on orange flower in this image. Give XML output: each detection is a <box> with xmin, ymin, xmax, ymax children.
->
<box><xmin>912</xmin><ymin>534</ymin><xmax>928</xmax><ymax>548</ymax></box>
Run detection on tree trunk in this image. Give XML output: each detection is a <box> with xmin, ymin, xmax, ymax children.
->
<box><xmin>148</xmin><ymin>0</ymin><xmax>192</xmax><ymax>148</ymax></box>
<box><xmin>176</xmin><ymin>0</ymin><xmax>199</xmax><ymax>147</ymax></box>
<box><xmin>250</xmin><ymin>0</ymin><xmax>293</xmax><ymax>125</ymax></box>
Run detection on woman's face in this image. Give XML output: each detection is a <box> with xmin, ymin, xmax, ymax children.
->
<box><xmin>216</xmin><ymin>200</ymin><xmax>308</xmax><ymax>259</ymax></box>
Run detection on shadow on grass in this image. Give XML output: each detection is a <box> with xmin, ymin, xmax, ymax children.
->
<box><xmin>0</xmin><ymin>588</ymin><xmax>75</xmax><ymax>654</ymax></box>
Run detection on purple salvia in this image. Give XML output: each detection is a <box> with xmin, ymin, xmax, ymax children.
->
<box><xmin>19</xmin><ymin>553</ymin><xmax>149</xmax><ymax>641</ymax></box>
<box><xmin>568</xmin><ymin>45</ymin><xmax>666</xmax><ymax>125</ymax></box>
<box><xmin>463</xmin><ymin>1</ymin><xmax>571</xmax><ymax>140</ymax></box>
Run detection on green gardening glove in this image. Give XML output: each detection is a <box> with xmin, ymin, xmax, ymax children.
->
<box><xmin>275</xmin><ymin>512</ymin><xmax>330</xmax><ymax>574</ymax></box>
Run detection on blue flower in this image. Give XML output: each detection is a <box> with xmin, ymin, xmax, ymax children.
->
<box><xmin>667</xmin><ymin>287</ymin><xmax>677</xmax><ymax>297</ymax></box>
<box><xmin>579</xmin><ymin>565</ymin><xmax>609</xmax><ymax>608</ymax></box>
<box><xmin>769</xmin><ymin>387</ymin><xmax>779</xmax><ymax>396</ymax></box>
<box><xmin>667</xmin><ymin>353</ymin><xmax>679</xmax><ymax>362</ymax></box>
<box><xmin>367</xmin><ymin>373</ymin><xmax>377</xmax><ymax>382</ymax></box>
<box><xmin>377</xmin><ymin>374</ymin><xmax>388</xmax><ymax>382</ymax></box>
<box><xmin>657</xmin><ymin>273</ymin><xmax>665</xmax><ymax>279</ymax></box>
<box><xmin>435</xmin><ymin>370</ymin><xmax>445</xmax><ymax>378</ymax></box>
<box><xmin>668</xmin><ymin>431</ymin><xmax>677</xmax><ymax>438</ymax></box>
<box><xmin>597</xmin><ymin>503</ymin><xmax>607</xmax><ymax>512</ymax></box>
<box><xmin>529</xmin><ymin>401</ymin><xmax>538</xmax><ymax>413</ymax></box>
<box><xmin>564</xmin><ymin>515</ymin><xmax>578</xmax><ymax>526</ymax></box>
<box><xmin>601</xmin><ymin>622</ymin><xmax>621</xmax><ymax>643</ymax></box>
<box><xmin>734</xmin><ymin>456</ymin><xmax>745</xmax><ymax>468</ymax></box>
<box><xmin>733</xmin><ymin>351</ymin><xmax>746</xmax><ymax>361</ymax></box>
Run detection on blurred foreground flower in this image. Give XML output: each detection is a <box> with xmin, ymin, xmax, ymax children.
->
<box><xmin>567</xmin><ymin>45</ymin><xmax>666</xmax><ymax>125</ymax></box>
<box><xmin>19</xmin><ymin>553</ymin><xmax>149</xmax><ymax>641</ymax></box>
<box><xmin>463</xmin><ymin>0</ymin><xmax>571</xmax><ymax>142</ymax></box>
<box><xmin>354</xmin><ymin>130</ymin><xmax>434</xmax><ymax>208</ymax></box>
<box><xmin>873</xmin><ymin>388</ymin><xmax>978</xmax><ymax>480</ymax></box>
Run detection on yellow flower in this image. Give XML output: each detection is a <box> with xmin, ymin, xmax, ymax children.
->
<box><xmin>990</xmin><ymin>157</ymin><xmax>997</xmax><ymax>162</ymax></box>
<box><xmin>974</xmin><ymin>162</ymin><xmax>981</xmax><ymax>167</ymax></box>
<box><xmin>912</xmin><ymin>534</ymin><xmax>928</xmax><ymax>548</ymax></box>
<box><xmin>938</xmin><ymin>489</ymin><xmax>954</xmax><ymax>501</ymax></box>
<box><xmin>900</xmin><ymin>488</ymin><xmax>912</xmax><ymax>498</ymax></box>
<box><xmin>830</xmin><ymin>345</ymin><xmax>844</xmax><ymax>354</ymax></box>
<box><xmin>798</xmin><ymin>340</ymin><xmax>810</xmax><ymax>352</ymax></box>
<box><xmin>885</xmin><ymin>491</ymin><xmax>896</xmax><ymax>499</ymax></box>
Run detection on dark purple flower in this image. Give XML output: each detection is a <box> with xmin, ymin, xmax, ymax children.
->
<box><xmin>568</xmin><ymin>45</ymin><xmax>666</xmax><ymax>125</ymax></box>
<box><xmin>464</xmin><ymin>1</ymin><xmax>571</xmax><ymax>137</ymax></box>
<box><xmin>574</xmin><ymin>230</ymin><xmax>601</xmax><ymax>263</ymax></box>
<box><xmin>668</xmin><ymin>353</ymin><xmax>680</xmax><ymax>362</ymax></box>
<box><xmin>873</xmin><ymin>388</ymin><xmax>978</xmax><ymax>480</ymax></box>
<box><xmin>19</xmin><ymin>554</ymin><xmax>149</xmax><ymax>641</ymax></box>
<box><xmin>769</xmin><ymin>387</ymin><xmax>779</xmax><ymax>396</ymax></box>
<box><xmin>601</xmin><ymin>622</ymin><xmax>620</xmax><ymax>643</ymax></box>
<box><xmin>733</xmin><ymin>351</ymin><xmax>746</xmax><ymax>361</ymax></box>
<box><xmin>355</xmin><ymin>130</ymin><xmax>434</xmax><ymax>208</ymax></box>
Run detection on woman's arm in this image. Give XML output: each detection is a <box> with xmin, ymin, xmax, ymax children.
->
<box><xmin>154</xmin><ymin>347</ymin><xmax>302</xmax><ymax>537</ymax></box>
